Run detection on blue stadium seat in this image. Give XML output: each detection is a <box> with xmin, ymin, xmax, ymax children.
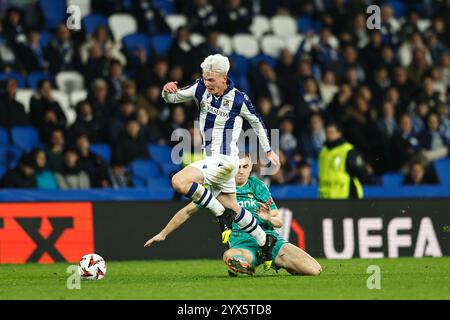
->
<box><xmin>132</xmin><ymin>176</ymin><xmax>146</xmax><ymax>187</ymax></box>
<box><xmin>382</xmin><ymin>173</ymin><xmax>404</xmax><ymax>186</ymax></box>
<box><xmin>250</xmin><ymin>54</ymin><xmax>277</xmax><ymax>69</ymax></box>
<box><xmin>27</xmin><ymin>72</ymin><xmax>52</xmax><ymax>89</ymax></box>
<box><xmin>151</xmin><ymin>34</ymin><xmax>173</xmax><ymax>57</ymax></box>
<box><xmin>123</xmin><ymin>33</ymin><xmax>151</xmax><ymax>57</ymax></box>
<box><xmin>148</xmin><ymin>144</ymin><xmax>172</xmax><ymax>165</ymax></box>
<box><xmin>10</xmin><ymin>126</ymin><xmax>40</xmax><ymax>152</ymax></box>
<box><xmin>161</xmin><ymin>163</ymin><xmax>181</xmax><ymax>177</ymax></box>
<box><xmin>152</xmin><ymin>0</ymin><xmax>175</xmax><ymax>14</ymax></box>
<box><xmin>83</xmin><ymin>14</ymin><xmax>109</xmax><ymax>35</ymax></box>
<box><xmin>0</xmin><ymin>127</ymin><xmax>9</xmax><ymax>145</ymax></box>
<box><xmin>229</xmin><ymin>54</ymin><xmax>249</xmax><ymax>77</ymax></box>
<box><xmin>298</xmin><ymin>16</ymin><xmax>314</xmax><ymax>33</ymax></box>
<box><xmin>40</xmin><ymin>31</ymin><xmax>53</xmax><ymax>47</ymax></box>
<box><xmin>311</xmin><ymin>160</ymin><xmax>318</xmax><ymax>178</ymax></box>
<box><xmin>130</xmin><ymin>159</ymin><xmax>161</xmax><ymax>180</ymax></box>
<box><xmin>0</xmin><ymin>73</ymin><xmax>26</xmax><ymax>88</ymax></box>
<box><xmin>89</xmin><ymin>143</ymin><xmax>112</xmax><ymax>164</ymax></box>
<box><xmin>387</xmin><ymin>0</ymin><xmax>407</xmax><ymax>18</ymax></box>
<box><xmin>39</xmin><ymin>0</ymin><xmax>66</xmax><ymax>29</ymax></box>
<box><xmin>0</xmin><ymin>165</ymin><xmax>6</xmax><ymax>180</ymax></box>
<box><xmin>0</xmin><ymin>146</ymin><xmax>23</xmax><ymax>169</ymax></box>
<box><xmin>147</xmin><ymin>177</ymin><xmax>172</xmax><ymax>187</ymax></box>
<box><xmin>434</xmin><ymin>158</ymin><xmax>450</xmax><ymax>185</ymax></box>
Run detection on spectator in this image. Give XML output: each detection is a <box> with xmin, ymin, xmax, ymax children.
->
<box><xmin>45</xmin><ymin>128</ymin><xmax>65</xmax><ymax>171</ymax></box>
<box><xmin>29</xmin><ymin>79</ymin><xmax>67</xmax><ymax>143</ymax></box>
<box><xmin>391</xmin><ymin>113</ymin><xmax>421</xmax><ymax>171</ymax></box>
<box><xmin>318</xmin><ymin>70</ymin><xmax>339</xmax><ymax>107</ymax></box>
<box><xmin>418</xmin><ymin>112</ymin><xmax>449</xmax><ymax>161</ymax></box>
<box><xmin>327</xmin><ymin>82</ymin><xmax>353</xmax><ymax>123</ymax></box>
<box><xmin>31</xmin><ymin>148</ymin><xmax>58</xmax><ymax>190</ymax></box>
<box><xmin>88</xmin><ymin>78</ymin><xmax>113</xmax><ymax>120</ymax></box>
<box><xmin>46</xmin><ymin>24</ymin><xmax>78</xmax><ymax>74</ymax></box>
<box><xmin>188</xmin><ymin>0</ymin><xmax>219</xmax><ymax>35</ymax></box>
<box><xmin>217</xmin><ymin>0</ymin><xmax>252</xmax><ymax>35</ymax></box>
<box><xmin>436</xmin><ymin>102</ymin><xmax>450</xmax><ymax>142</ymax></box>
<box><xmin>79</xmin><ymin>25</ymin><xmax>126</xmax><ymax>66</ymax></box>
<box><xmin>393</xmin><ymin>67</ymin><xmax>417</xmax><ymax>113</ymax></box>
<box><xmin>55</xmin><ymin>148</ymin><xmax>90</xmax><ymax>189</ymax></box>
<box><xmin>0</xmin><ymin>79</ymin><xmax>28</xmax><ymax>129</ymax></box>
<box><xmin>131</xmin><ymin>0</ymin><xmax>171</xmax><ymax>35</ymax></box>
<box><xmin>168</xmin><ymin>27</ymin><xmax>196</xmax><ymax>75</ymax></box>
<box><xmin>270</xmin><ymin>149</ymin><xmax>299</xmax><ymax>186</ymax></box>
<box><xmin>0</xmin><ymin>37</ymin><xmax>22</xmax><ymax>72</ymax></box>
<box><xmin>311</xmin><ymin>28</ymin><xmax>340</xmax><ymax>73</ymax></box>
<box><xmin>410</xmin><ymin>99</ymin><xmax>429</xmax><ymax>135</ymax></box>
<box><xmin>112</xmin><ymin>119</ymin><xmax>150</xmax><ymax>165</ymax></box>
<box><xmin>279</xmin><ymin>117</ymin><xmax>298</xmax><ymax>158</ymax></box>
<box><xmin>300</xmin><ymin>113</ymin><xmax>326</xmax><ymax>162</ymax></box>
<box><xmin>107</xmin><ymin>59</ymin><xmax>127</xmax><ymax>100</ymax></box>
<box><xmin>298</xmin><ymin>162</ymin><xmax>316</xmax><ymax>186</ymax></box>
<box><xmin>299</xmin><ymin>77</ymin><xmax>325</xmax><ymax>122</ymax></box>
<box><xmin>402</xmin><ymin>160</ymin><xmax>439</xmax><ymax>185</ymax></box>
<box><xmin>1</xmin><ymin>153</ymin><xmax>36</xmax><ymax>188</ymax></box>
<box><xmin>83</xmin><ymin>43</ymin><xmax>109</xmax><ymax>86</ymax></box>
<box><xmin>136</xmin><ymin>84</ymin><xmax>163</xmax><ymax>121</ymax></box>
<box><xmin>195</xmin><ymin>30</ymin><xmax>223</xmax><ymax>65</ymax></box>
<box><xmin>342</xmin><ymin>94</ymin><xmax>380</xmax><ymax>166</ymax></box>
<box><xmin>70</xmin><ymin>100</ymin><xmax>105</xmax><ymax>143</ymax></box>
<box><xmin>108</xmin><ymin>158</ymin><xmax>132</xmax><ymax>189</ymax></box>
<box><xmin>16</xmin><ymin>28</ymin><xmax>48</xmax><ymax>72</ymax></box>
<box><xmin>250</xmin><ymin>61</ymin><xmax>282</xmax><ymax>108</ymax></box>
<box><xmin>137</xmin><ymin>108</ymin><xmax>162</xmax><ymax>144</ymax></box>
<box><xmin>75</xmin><ymin>134</ymin><xmax>110</xmax><ymax>188</ymax></box>
<box><xmin>3</xmin><ymin>7</ymin><xmax>26</xmax><ymax>43</ymax></box>
<box><xmin>256</xmin><ymin>96</ymin><xmax>279</xmax><ymax>131</ymax></box>
<box><xmin>108</xmin><ymin>98</ymin><xmax>137</xmax><ymax>143</ymax></box>
<box><xmin>163</xmin><ymin>105</ymin><xmax>187</xmax><ymax>145</ymax></box>
<box><xmin>377</xmin><ymin>101</ymin><xmax>398</xmax><ymax>140</ymax></box>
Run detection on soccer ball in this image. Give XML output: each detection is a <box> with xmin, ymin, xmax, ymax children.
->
<box><xmin>78</xmin><ymin>253</ymin><xmax>107</xmax><ymax>280</ymax></box>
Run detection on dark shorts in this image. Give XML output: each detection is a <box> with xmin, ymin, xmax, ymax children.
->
<box><xmin>228</xmin><ymin>230</ymin><xmax>288</xmax><ymax>266</ymax></box>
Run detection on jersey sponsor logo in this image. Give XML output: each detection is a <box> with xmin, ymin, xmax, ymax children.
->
<box><xmin>238</xmin><ymin>199</ymin><xmax>257</xmax><ymax>208</ymax></box>
<box><xmin>0</xmin><ymin>203</ymin><xmax>94</xmax><ymax>263</ymax></box>
<box><xmin>206</xmin><ymin>105</ymin><xmax>230</xmax><ymax>118</ymax></box>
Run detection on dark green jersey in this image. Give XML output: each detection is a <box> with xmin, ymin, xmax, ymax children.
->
<box><xmin>233</xmin><ymin>176</ymin><xmax>277</xmax><ymax>232</ymax></box>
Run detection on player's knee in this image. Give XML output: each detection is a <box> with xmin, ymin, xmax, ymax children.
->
<box><xmin>171</xmin><ymin>174</ymin><xmax>188</xmax><ymax>194</ymax></box>
<box><xmin>306</xmin><ymin>263</ymin><xmax>322</xmax><ymax>276</ymax></box>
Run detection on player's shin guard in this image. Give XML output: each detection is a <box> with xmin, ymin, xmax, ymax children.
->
<box><xmin>234</xmin><ymin>208</ymin><xmax>267</xmax><ymax>246</ymax></box>
<box><xmin>185</xmin><ymin>182</ymin><xmax>225</xmax><ymax>216</ymax></box>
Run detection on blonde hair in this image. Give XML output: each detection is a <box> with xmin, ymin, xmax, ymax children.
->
<box><xmin>200</xmin><ymin>54</ymin><xmax>230</xmax><ymax>75</ymax></box>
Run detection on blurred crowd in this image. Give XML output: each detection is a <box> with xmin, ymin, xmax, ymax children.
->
<box><xmin>0</xmin><ymin>0</ymin><xmax>449</xmax><ymax>189</ymax></box>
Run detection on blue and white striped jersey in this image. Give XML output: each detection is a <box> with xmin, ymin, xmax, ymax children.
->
<box><xmin>162</xmin><ymin>78</ymin><xmax>271</xmax><ymax>157</ymax></box>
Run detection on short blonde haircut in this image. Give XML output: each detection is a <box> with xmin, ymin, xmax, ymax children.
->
<box><xmin>200</xmin><ymin>54</ymin><xmax>230</xmax><ymax>75</ymax></box>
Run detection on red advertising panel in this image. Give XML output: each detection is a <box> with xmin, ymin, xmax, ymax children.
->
<box><xmin>0</xmin><ymin>203</ymin><xmax>94</xmax><ymax>263</ymax></box>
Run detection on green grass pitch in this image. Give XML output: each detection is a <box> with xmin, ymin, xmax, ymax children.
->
<box><xmin>1</xmin><ymin>257</ymin><xmax>449</xmax><ymax>299</ymax></box>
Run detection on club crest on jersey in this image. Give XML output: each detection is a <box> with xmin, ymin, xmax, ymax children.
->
<box><xmin>223</xmin><ymin>100</ymin><xmax>231</xmax><ymax>107</ymax></box>
<box><xmin>248</xmin><ymin>193</ymin><xmax>254</xmax><ymax>198</ymax></box>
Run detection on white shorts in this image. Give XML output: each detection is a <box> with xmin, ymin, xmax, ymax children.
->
<box><xmin>189</xmin><ymin>154</ymin><xmax>239</xmax><ymax>197</ymax></box>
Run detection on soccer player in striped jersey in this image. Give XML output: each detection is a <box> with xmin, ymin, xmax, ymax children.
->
<box><xmin>161</xmin><ymin>54</ymin><xmax>280</xmax><ymax>269</ymax></box>
<box><xmin>144</xmin><ymin>153</ymin><xmax>322</xmax><ymax>276</ymax></box>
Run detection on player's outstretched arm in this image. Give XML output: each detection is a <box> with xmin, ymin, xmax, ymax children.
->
<box><xmin>161</xmin><ymin>80</ymin><xmax>198</xmax><ymax>104</ymax></box>
<box><xmin>144</xmin><ymin>202</ymin><xmax>199</xmax><ymax>247</ymax></box>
